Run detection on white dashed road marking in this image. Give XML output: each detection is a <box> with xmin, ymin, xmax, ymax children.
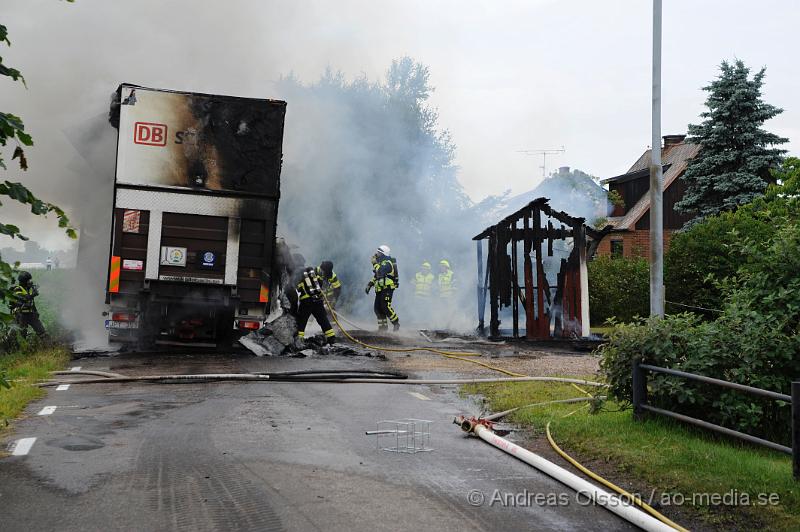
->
<box><xmin>408</xmin><ymin>392</ymin><xmax>430</xmax><ymax>401</ymax></box>
<box><xmin>70</xmin><ymin>366</ymin><xmax>82</xmax><ymax>372</ymax></box>
<box><xmin>10</xmin><ymin>437</ymin><xmax>36</xmax><ymax>456</ymax></box>
<box><xmin>56</xmin><ymin>384</ymin><xmax>70</xmax><ymax>391</ymax></box>
<box><xmin>37</xmin><ymin>406</ymin><xmax>57</xmax><ymax>416</ymax></box>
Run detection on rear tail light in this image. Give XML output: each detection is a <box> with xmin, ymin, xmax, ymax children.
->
<box><xmin>238</xmin><ymin>320</ymin><xmax>261</xmax><ymax>330</ymax></box>
<box><xmin>111</xmin><ymin>312</ymin><xmax>136</xmax><ymax>322</ymax></box>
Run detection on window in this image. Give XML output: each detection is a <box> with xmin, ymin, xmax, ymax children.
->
<box><xmin>610</xmin><ymin>240</ymin><xmax>623</xmax><ymax>258</ymax></box>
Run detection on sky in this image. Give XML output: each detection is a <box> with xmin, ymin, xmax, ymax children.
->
<box><xmin>2</xmin><ymin>0</ymin><xmax>798</xmax><ymax>250</ymax></box>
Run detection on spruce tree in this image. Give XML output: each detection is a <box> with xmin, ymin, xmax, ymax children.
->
<box><xmin>676</xmin><ymin>60</ymin><xmax>787</xmax><ymax>227</ymax></box>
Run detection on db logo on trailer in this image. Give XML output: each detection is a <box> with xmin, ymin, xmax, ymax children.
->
<box><xmin>134</xmin><ymin>122</ymin><xmax>167</xmax><ymax>146</ymax></box>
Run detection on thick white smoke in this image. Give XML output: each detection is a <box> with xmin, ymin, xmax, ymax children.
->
<box><xmin>273</xmin><ymin>62</ymin><xmax>481</xmax><ymax>331</ymax></box>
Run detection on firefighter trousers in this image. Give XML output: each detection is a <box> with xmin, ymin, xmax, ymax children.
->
<box><xmin>296</xmin><ymin>299</ymin><xmax>335</xmax><ymax>339</ymax></box>
<box><xmin>373</xmin><ymin>288</ymin><xmax>398</xmax><ymax>327</ymax></box>
<box><xmin>15</xmin><ymin>312</ymin><xmax>46</xmax><ymax>337</ymax></box>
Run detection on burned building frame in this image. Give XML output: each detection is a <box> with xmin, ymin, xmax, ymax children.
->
<box><xmin>474</xmin><ymin>198</ymin><xmax>592</xmax><ymax>339</ymax></box>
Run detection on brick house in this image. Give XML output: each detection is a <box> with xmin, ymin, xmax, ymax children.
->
<box><xmin>595</xmin><ymin>135</ymin><xmax>700</xmax><ymax>258</ymax></box>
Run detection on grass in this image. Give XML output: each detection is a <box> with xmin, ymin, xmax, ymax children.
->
<box><xmin>29</xmin><ymin>269</ymin><xmax>73</xmax><ymax>336</ymax></box>
<box><xmin>589</xmin><ymin>325</ymin><xmax>616</xmax><ymax>336</ymax></box>
<box><xmin>1</xmin><ymin>269</ymin><xmax>73</xmax><ymax>433</ymax></box>
<box><xmin>0</xmin><ymin>345</ymin><xmax>71</xmax><ymax>432</ymax></box>
<box><xmin>464</xmin><ymin>380</ymin><xmax>800</xmax><ymax>531</ymax></box>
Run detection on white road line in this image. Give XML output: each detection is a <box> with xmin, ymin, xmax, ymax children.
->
<box><xmin>408</xmin><ymin>391</ymin><xmax>430</xmax><ymax>401</ymax></box>
<box><xmin>70</xmin><ymin>366</ymin><xmax>82</xmax><ymax>372</ymax></box>
<box><xmin>10</xmin><ymin>437</ymin><xmax>36</xmax><ymax>456</ymax></box>
<box><xmin>37</xmin><ymin>406</ymin><xmax>57</xmax><ymax>416</ymax></box>
<box><xmin>56</xmin><ymin>384</ymin><xmax>70</xmax><ymax>391</ymax></box>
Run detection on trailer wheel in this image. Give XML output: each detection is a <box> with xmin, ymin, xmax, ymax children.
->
<box><xmin>214</xmin><ymin>307</ymin><xmax>235</xmax><ymax>350</ymax></box>
<box><xmin>137</xmin><ymin>304</ymin><xmax>158</xmax><ymax>350</ymax></box>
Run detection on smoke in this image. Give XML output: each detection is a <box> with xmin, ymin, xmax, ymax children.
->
<box><xmin>61</xmin><ymin>113</ymin><xmax>117</xmax><ymax>348</ymax></box>
<box><xmin>273</xmin><ymin>61</ymin><xmax>481</xmax><ymax>331</ymax></box>
<box><xmin>475</xmin><ymin>167</ymin><xmax>611</xmax><ymax>228</ymax></box>
<box><xmin>1</xmin><ymin>2</ymin><xmax>617</xmax><ymax>340</ymax></box>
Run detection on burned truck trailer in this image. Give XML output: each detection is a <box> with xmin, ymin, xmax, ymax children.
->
<box><xmin>105</xmin><ymin>84</ymin><xmax>287</xmax><ymax>346</ymax></box>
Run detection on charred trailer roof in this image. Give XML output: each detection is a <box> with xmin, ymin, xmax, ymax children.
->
<box><xmin>111</xmin><ymin>83</ymin><xmax>287</xmax><ymax>198</ymax></box>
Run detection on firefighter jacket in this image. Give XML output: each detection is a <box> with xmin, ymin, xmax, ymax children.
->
<box><xmin>371</xmin><ymin>256</ymin><xmax>398</xmax><ymax>292</ymax></box>
<box><xmin>296</xmin><ymin>268</ymin><xmax>324</xmax><ymax>302</ymax></box>
<box><xmin>438</xmin><ymin>269</ymin><xmax>455</xmax><ymax>299</ymax></box>
<box><xmin>413</xmin><ymin>271</ymin><xmax>434</xmax><ymax>297</ymax></box>
<box><xmin>316</xmin><ymin>267</ymin><xmax>342</xmax><ymax>301</ymax></box>
<box><xmin>11</xmin><ymin>284</ymin><xmax>38</xmax><ymax>314</ymax></box>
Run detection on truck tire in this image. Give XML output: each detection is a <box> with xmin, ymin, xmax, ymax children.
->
<box><xmin>136</xmin><ymin>304</ymin><xmax>159</xmax><ymax>351</ymax></box>
<box><xmin>214</xmin><ymin>307</ymin><xmax>236</xmax><ymax>350</ymax></box>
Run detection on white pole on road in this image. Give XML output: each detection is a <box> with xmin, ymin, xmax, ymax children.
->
<box><xmin>650</xmin><ymin>0</ymin><xmax>665</xmax><ymax>317</ymax></box>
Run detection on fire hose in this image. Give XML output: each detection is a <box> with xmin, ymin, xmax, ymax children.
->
<box><xmin>465</xmin><ymin>401</ymin><xmax>686</xmax><ymax>530</ymax></box>
<box><xmin>455</xmin><ymin>415</ymin><xmax>678</xmax><ymax>532</ymax></box>
<box><xmin>322</xmin><ymin>293</ymin><xmax>529</xmax><ymax>378</ymax></box>
<box><xmin>545</xmin><ymin>422</ymin><xmax>688</xmax><ymax>532</ymax></box>
<box><xmin>42</xmin><ymin>370</ymin><xmax>607</xmax><ymax>387</ymax></box>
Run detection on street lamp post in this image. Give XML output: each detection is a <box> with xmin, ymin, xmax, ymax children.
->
<box><xmin>649</xmin><ymin>0</ymin><xmax>664</xmax><ymax>317</ymax></box>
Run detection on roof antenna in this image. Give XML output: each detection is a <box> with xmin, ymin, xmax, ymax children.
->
<box><xmin>517</xmin><ymin>146</ymin><xmax>566</xmax><ymax>178</ymax></box>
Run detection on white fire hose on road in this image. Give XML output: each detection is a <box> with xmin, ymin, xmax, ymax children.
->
<box><xmin>454</xmin><ymin>415</ymin><xmax>677</xmax><ymax>532</ymax></box>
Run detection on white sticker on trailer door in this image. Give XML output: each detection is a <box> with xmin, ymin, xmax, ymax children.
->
<box><xmin>122</xmin><ymin>259</ymin><xmax>144</xmax><ymax>271</ymax></box>
<box><xmin>160</xmin><ymin>246</ymin><xmax>187</xmax><ymax>267</ymax></box>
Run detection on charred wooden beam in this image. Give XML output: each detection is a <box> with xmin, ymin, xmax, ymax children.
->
<box><xmin>523</xmin><ymin>211</ymin><xmax>535</xmax><ymax>339</ymax></box>
<box><xmin>511</xmin><ymin>220</ymin><xmax>519</xmax><ymax>338</ymax></box>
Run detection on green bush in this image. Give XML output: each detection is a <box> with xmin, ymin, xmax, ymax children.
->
<box><xmin>588</xmin><ymin>255</ymin><xmax>649</xmax><ymax>324</ymax></box>
<box><xmin>664</xmin><ymin>209</ymin><xmax>772</xmax><ymax>315</ymax></box>
<box><xmin>664</xmin><ymin>157</ymin><xmax>800</xmax><ymax>317</ymax></box>
<box><xmin>599</xmin><ymin>221</ymin><xmax>800</xmax><ymax>445</ymax></box>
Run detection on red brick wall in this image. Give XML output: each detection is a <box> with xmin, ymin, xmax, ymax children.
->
<box><xmin>595</xmin><ymin>230</ymin><xmax>675</xmax><ymax>259</ymax></box>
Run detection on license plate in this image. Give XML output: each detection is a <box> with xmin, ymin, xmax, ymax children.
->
<box><xmin>105</xmin><ymin>320</ymin><xmax>137</xmax><ymax>329</ymax></box>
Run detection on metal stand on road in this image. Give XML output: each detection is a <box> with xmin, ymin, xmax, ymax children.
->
<box><xmin>368</xmin><ymin>419</ymin><xmax>433</xmax><ymax>453</ymax></box>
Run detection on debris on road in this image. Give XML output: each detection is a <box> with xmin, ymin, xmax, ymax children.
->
<box><xmin>239</xmin><ymin>313</ymin><xmax>382</xmax><ymax>358</ymax></box>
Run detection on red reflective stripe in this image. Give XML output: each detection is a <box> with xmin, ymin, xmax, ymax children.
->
<box><xmin>109</xmin><ymin>256</ymin><xmax>121</xmax><ymax>293</ymax></box>
<box><xmin>259</xmin><ymin>284</ymin><xmax>269</xmax><ymax>303</ymax></box>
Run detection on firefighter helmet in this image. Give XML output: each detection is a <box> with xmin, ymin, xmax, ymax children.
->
<box><xmin>376</xmin><ymin>245</ymin><xmax>391</xmax><ymax>256</ymax></box>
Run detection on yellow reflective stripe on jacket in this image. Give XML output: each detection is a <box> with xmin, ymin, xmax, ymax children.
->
<box><xmin>414</xmin><ymin>272</ymin><xmax>433</xmax><ymax>297</ymax></box>
<box><xmin>322</xmin><ymin>272</ymin><xmax>342</xmax><ymax>297</ymax></box>
<box><xmin>373</xmin><ymin>259</ymin><xmax>397</xmax><ymax>291</ymax></box>
<box><xmin>438</xmin><ymin>270</ymin><xmax>455</xmax><ymax>297</ymax></box>
<box><xmin>12</xmin><ymin>286</ymin><xmax>35</xmax><ymax>312</ymax></box>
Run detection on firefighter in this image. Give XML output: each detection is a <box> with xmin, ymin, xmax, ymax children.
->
<box><xmin>437</xmin><ymin>259</ymin><xmax>456</xmax><ymax>300</ymax></box>
<box><xmin>10</xmin><ymin>271</ymin><xmax>46</xmax><ymax>337</ymax></box>
<box><xmin>317</xmin><ymin>261</ymin><xmax>342</xmax><ymax>309</ymax></box>
<box><xmin>365</xmin><ymin>245</ymin><xmax>400</xmax><ymax>331</ymax></box>
<box><xmin>292</xmin><ymin>266</ymin><xmax>336</xmax><ymax>345</ymax></box>
<box><xmin>412</xmin><ymin>261</ymin><xmax>434</xmax><ymax>299</ymax></box>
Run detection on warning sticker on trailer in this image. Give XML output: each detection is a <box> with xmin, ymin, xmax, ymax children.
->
<box><xmin>122</xmin><ymin>259</ymin><xmax>144</xmax><ymax>271</ymax></box>
<box><xmin>122</xmin><ymin>209</ymin><xmax>141</xmax><ymax>233</ymax></box>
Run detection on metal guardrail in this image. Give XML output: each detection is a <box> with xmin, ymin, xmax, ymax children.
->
<box><xmin>632</xmin><ymin>360</ymin><xmax>800</xmax><ymax>479</ymax></box>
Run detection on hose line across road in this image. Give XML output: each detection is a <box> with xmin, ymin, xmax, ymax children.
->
<box><xmin>324</xmin><ymin>295</ymin><xmax>527</xmax><ymax>377</ymax></box>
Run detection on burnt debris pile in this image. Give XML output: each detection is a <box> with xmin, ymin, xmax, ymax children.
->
<box><xmin>239</xmin><ymin>314</ymin><xmax>380</xmax><ymax>358</ymax></box>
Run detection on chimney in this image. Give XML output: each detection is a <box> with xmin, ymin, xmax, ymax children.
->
<box><xmin>662</xmin><ymin>134</ymin><xmax>686</xmax><ymax>148</ymax></box>
<box><xmin>557</xmin><ymin>166</ymin><xmax>570</xmax><ymax>176</ymax></box>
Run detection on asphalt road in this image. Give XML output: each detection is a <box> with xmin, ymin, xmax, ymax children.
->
<box><xmin>1</xmin><ymin>350</ymin><xmax>634</xmax><ymax>531</ymax></box>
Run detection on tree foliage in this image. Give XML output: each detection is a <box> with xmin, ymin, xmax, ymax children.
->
<box><xmin>676</xmin><ymin>60</ymin><xmax>787</xmax><ymax>227</ymax></box>
<box><xmin>1</xmin><ymin>9</ymin><xmax>76</xmax><ymax>330</ymax></box>
<box><xmin>587</xmin><ymin>256</ymin><xmax>649</xmax><ymax>324</ymax></box>
<box><xmin>665</xmin><ymin>157</ymin><xmax>800</xmax><ymax>316</ymax></box>
<box><xmin>275</xmin><ymin>57</ymin><xmax>471</xmax><ymax>297</ymax></box>
<box><xmin>600</xmin><ymin>162</ymin><xmax>800</xmax><ymax>444</ymax></box>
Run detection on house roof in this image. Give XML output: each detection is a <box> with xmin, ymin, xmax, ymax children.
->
<box><xmin>606</xmin><ymin>141</ymin><xmax>700</xmax><ymax>230</ymax></box>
